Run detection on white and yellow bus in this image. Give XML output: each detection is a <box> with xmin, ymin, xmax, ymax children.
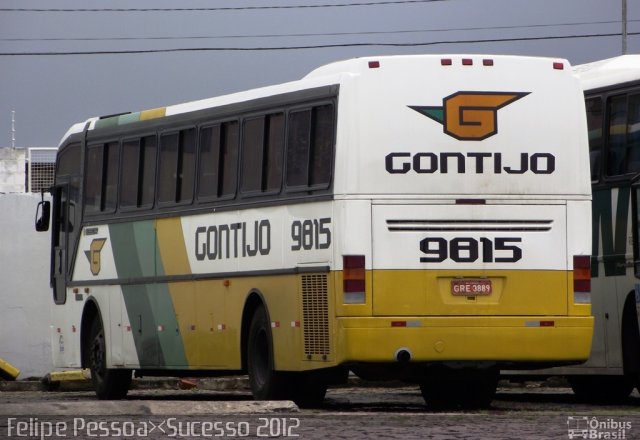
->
<box><xmin>36</xmin><ymin>54</ymin><xmax>593</xmax><ymax>408</ymax></box>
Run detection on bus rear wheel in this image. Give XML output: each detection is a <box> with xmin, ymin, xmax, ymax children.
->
<box><xmin>87</xmin><ymin>318</ymin><xmax>131</xmax><ymax>400</ymax></box>
<box><xmin>568</xmin><ymin>375</ymin><xmax>634</xmax><ymax>403</ymax></box>
<box><xmin>247</xmin><ymin>305</ymin><xmax>287</xmax><ymax>400</ymax></box>
<box><xmin>420</xmin><ymin>367</ymin><xmax>498</xmax><ymax>410</ymax></box>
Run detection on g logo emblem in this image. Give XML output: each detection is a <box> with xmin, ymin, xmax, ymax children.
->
<box><xmin>84</xmin><ymin>238</ymin><xmax>107</xmax><ymax>276</ymax></box>
<box><xmin>410</xmin><ymin>91</ymin><xmax>529</xmax><ymax>141</ymax></box>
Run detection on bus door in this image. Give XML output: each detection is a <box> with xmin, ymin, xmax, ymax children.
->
<box><xmin>52</xmin><ymin>182</ymin><xmax>70</xmax><ymax>304</ymax></box>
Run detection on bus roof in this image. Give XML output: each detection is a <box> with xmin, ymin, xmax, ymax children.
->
<box><xmin>59</xmin><ymin>54</ymin><xmax>572</xmax><ymax>148</ymax></box>
<box><xmin>574</xmin><ymin>55</ymin><xmax>640</xmax><ymax>92</ymax></box>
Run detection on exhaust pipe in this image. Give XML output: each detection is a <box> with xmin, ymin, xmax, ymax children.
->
<box><xmin>395</xmin><ymin>348</ymin><xmax>412</xmax><ymax>363</ymax></box>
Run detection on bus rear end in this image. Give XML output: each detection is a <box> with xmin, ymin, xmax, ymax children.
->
<box><xmin>324</xmin><ymin>55</ymin><xmax>593</xmax><ymax>406</ymax></box>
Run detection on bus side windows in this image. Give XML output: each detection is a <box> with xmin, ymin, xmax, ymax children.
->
<box><xmin>198</xmin><ymin>121</ymin><xmax>240</xmax><ymax>200</ymax></box>
<box><xmin>84</xmin><ymin>141</ymin><xmax>119</xmax><ymax>214</ymax></box>
<box><xmin>605</xmin><ymin>93</ymin><xmax>640</xmax><ymax>177</ymax></box>
<box><xmin>286</xmin><ymin>104</ymin><xmax>334</xmax><ymax>191</ymax></box>
<box><xmin>159</xmin><ymin>128</ymin><xmax>196</xmax><ymax>204</ymax></box>
<box><xmin>120</xmin><ymin>135</ymin><xmax>157</xmax><ymax>209</ymax></box>
<box><xmin>241</xmin><ymin>113</ymin><xmax>284</xmax><ymax>195</ymax></box>
<box><xmin>586</xmin><ymin>97</ymin><xmax>603</xmax><ymax>181</ymax></box>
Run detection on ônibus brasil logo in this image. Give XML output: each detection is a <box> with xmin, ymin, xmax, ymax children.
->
<box><xmin>409</xmin><ymin>91</ymin><xmax>530</xmax><ymax>141</ymax></box>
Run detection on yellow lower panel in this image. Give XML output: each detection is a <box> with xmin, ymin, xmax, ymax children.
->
<box><xmin>336</xmin><ymin>316</ymin><xmax>593</xmax><ymax>364</ymax></box>
<box><xmin>372</xmin><ymin>269</ymin><xmax>570</xmax><ymax>316</ymax></box>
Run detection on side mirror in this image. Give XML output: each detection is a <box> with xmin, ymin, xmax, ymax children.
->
<box><xmin>35</xmin><ymin>200</ymin><xmax>51</xmax><ymax>232</ymax></box>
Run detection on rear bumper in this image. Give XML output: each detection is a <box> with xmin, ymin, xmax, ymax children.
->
<box><xmin>335</xmin><ymin>316</ymin><xmax>593</xmax><ymax>365</ymax></box>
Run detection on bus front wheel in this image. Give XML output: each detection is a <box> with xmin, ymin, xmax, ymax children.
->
<box><xmin>87</xmin><ymin>318</ymin><xmax>131</xmax><ymax>400</ymax></box>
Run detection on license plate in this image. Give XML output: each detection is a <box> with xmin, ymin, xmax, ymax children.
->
<box><xmin>451</xmin><ymin>279</ymin><xmax>492</xmax><ymax>296</ymax></box>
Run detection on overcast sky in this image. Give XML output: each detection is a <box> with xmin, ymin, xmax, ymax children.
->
<box><xmin>1</xmin><ymin>0</ymin><xmax>638</xmax><ymax>148</ymax></box>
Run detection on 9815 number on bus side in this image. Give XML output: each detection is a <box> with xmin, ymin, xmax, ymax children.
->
<box><xmin>291</xmin><ymin>218</ymin><xmax>331</xmax><ymax>251</ymax></box>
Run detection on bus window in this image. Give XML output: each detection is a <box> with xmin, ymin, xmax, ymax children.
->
<box><xmin>220</xmin><ymin>122</ymin><xmax>239</xmax><ymax>198</ymax></box>
<box><xmin>607</xmin><ymin>95</ymin><xmax>628</xmax><ymax>176</ymax></box>
<box><xmin>84</xmin><ymin>142</ymin><xmax>119</xmax><ymax>213</ymax></box>
<box><xmin>159</xmin><ymin>129</ymin><xmax>196</xmax><ymax>204</ymax></box>
<box><xmin>103</xmin><ymin>141</ymin><xmax>119</xmax><ymax>212</ymax></box>
<box><xmin>85</xmin><ymin>145</ymin><xmax>103</xmax><ymax>213</ymax></box>
<box><xmin>198</xmin><ymin>125</ymin><xmax>221</xmax><ymax>199</ymax></box>
<box><xmin>286</xmin><ymin>104</ymin><xmax>334</xmax><ymax>190</ymax></box>
<box><xmin>586</xmin><ymin>97</ymin><xmax>603</xmax><ymax>181</ymax></box>
<box><xmin>242</xmin><ymin>116</ymin><xmax>266</xmax><ymax>193</ymax></box>
<box><xmin>198</xmin><ymin>121</ymin><xmax>239</xmax><ymax>200</ymax></box>
<box><xmin>120</xmin><ymin>136</ymin><xmax>157</xmax><ymax>209</ymax></box>
<box><xmin>241</xmin><ymin>113</ymin><xmax>284</xmax><ymax>194</ymax></box>
<box><xmin>627</xmin><ymin>94</ymin><xmax>640</xmax><ymax>173</ymax></box>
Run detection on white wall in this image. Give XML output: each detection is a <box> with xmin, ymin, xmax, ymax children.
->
<box><xmin>0</xmin><ymin>148</ymin><xmax>26</xmax><ymax>193</ymax></box>
<box><xmin>0</xmin><ymin>193</ymin><xmax>52</xmax><ymax>378</ymax></box>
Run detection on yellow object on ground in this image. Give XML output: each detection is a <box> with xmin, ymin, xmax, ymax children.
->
<box><xmin>46</xmin><ymin>369</ymin><xmax>91</xmax><ymax>382</ymax></box>
<box><xmin>0</xmin><ymin>358</ymin><xmax>21</xmax><ymax>380</ymax></box>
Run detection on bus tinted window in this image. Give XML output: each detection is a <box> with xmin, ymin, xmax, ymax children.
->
<box><xmin>159</xmin><ymin>133</ymin><xmax>179</xmax><ymax>203</ymax></box>
<box><xmin>286</xmin><ymin>104</ymin><xmax>334</xmax><ymax>190</ymax></box>
<box><xmin>586</xmin><ymin>97</ymin><xmax>603</xmax><ymax>181</ymax></box>
<box><xmin>287</xmin><ymin>110</ymin><xmax>311</xmax><ymax>187</ymax></box>
<box><xmin>179</xmin><ymin>129</ymin><xmax>197</xmax><ymax>202</ymax></box>
<box><xmin>121</xmin><ymin>136</ymin><xmax>157</xmax><ymax>208</ymax></box>
<box><xmin>242</xmin><ymin>116</ymin><xmax>265</xmax><ymax>193</ymax></box>
<box><xmin>198</xmin><ymin>125</ymin><xmax>221</xmax><ymax>199</ymax></box>
<box><xmin>628</xmin><ymin>94</ymin><xmax>640</xmax><ymax>173</ymax></box>
<box><xmin>140</xmin><ymin>136</ymin><xmax>157</xmax><ymax>206</ymax></box>
<box><xmin>159</xmin><ymin>129</ymin><xmax>196</xmax><ymax>204</ymax></box>
<box><xmin>310</xmin><ymin>105</ymin><xmax>333</xmax><ymax>186</ymax></box>
<box><xmin>220</xmin><ymin>122</ymin><xmax>239</xmax><ymax>197</ymax></box>
<box><xmin>265</xmin><ymin>113</ymin><xmax>284</xmax><ymax>191</ymax></box>
<box><xmin>120</xmin><ymin>139</ymin><xmax>140</xmax><ymax>207</ymax></box>
<box><xmin>241</xmin><ymin>113</ymin><xmax>284</xmax><ymax>194</ymax></box>
<box><xmin>85</xmin><ymin>145</ymin><xmax>103</xmax><ymax>213</ymax></box>
<box><xmin>606</xmin><ymin>94</ymin><xmax>640</xmax><ymax>177</ymax></box>
<box><xmin>103</xmin><ymin>142</ymin><xmax>119</xmax><ymax>212</ymax></box>
<box><xmin>198</xmin><ymin>121</ymin><xmax>239</xmax><ymax>200</ymax></box>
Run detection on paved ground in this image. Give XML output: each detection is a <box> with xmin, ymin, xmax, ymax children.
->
<box><xmin>1</xmin><ymin>383</ymin><xmax>639</xmax><ymax>439</ymax></box>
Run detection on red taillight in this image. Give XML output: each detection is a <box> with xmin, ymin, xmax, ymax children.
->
<box><xmin>483</xmin><ymin>59</ymin><xmax>494</xmax><ymax>66</ymax></box>
<box><xmin>441</xmin><ymin>58</ymin><xmax>452</xmax><ymax>66</ymax></box>
<box><xmin>343</xmin><ymin>255</ymin><xmax>365</xmax><ymax>304</ymax></box>
<box><xmin>573</xmin><ymin>255</ymin><xmax>591</xmax><ymax>293</ymax></box>
<box><xmin>368</xmin><ymin>61</ymin><xmax>380</xmax><ymax>69</ymax></box>
<box><xmin>462</xmin><ymin>58</ymin><xmax>473</xmax><ymax>66</ymax></box>
<box><xmin>553</xmin><ymin>61</ymin><xmax>564</xmax><ymax>70</ymax></box>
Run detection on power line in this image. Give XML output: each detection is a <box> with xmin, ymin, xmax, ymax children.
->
<box><xmin>1</xmin><ymin>32</ymin><xmax>638</xmax><ymax>56</ymax></box>
<box><xmin>0</xmin><ymin>1</ymin><xmax>446</xmax><ymax>13</ymax></box>
<box><xmin>3</xmin><ymin>19</ymin><xmax>636</xmax><ymax>43</ymax></box>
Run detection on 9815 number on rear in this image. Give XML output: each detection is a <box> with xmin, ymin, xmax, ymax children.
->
<box><xmin>419</xmin><ymin>237</ymin><xmax>522</xmax><ymax>263</ymax></box>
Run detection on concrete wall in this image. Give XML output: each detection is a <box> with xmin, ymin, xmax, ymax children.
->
<box><xmin>0</xmin><ymin>148</ymin><xmax>26</xmax><ymax>193</ymax></box>
<box><xmin>0</xmin><ymin>193</ymin><xmax>52</xmax><ymax>378</ymax></box>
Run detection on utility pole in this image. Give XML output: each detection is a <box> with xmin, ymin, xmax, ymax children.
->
<box><xmin>622</xmin><ymin>0</ymin><xmax>628</xmax><ymax>55</ymax></box>
<box><xmin>11</xmin><ymin>110</ymin><xmax>15</xmax><ymax>149</ymax></box>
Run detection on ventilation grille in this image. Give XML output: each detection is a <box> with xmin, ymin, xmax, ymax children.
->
<box><xmin>301</xmin><ymin>274</ymin><xmax>330</xmax><ymax>357</ymax></box>
<box><xmin>386</xmin><ymin>219</ymin><xmax>552</xmax><ymax>232</ymax></box>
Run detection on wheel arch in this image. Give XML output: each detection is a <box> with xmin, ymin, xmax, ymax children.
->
<box><xmin>80</xmin><ymin>298</ymin><xmax>102</xmax><ymax>369</ymax></box>
<box><xmin>240</xmin><ymin>289</ymin><xmax>271</xmax><ymax>371</ymax></box>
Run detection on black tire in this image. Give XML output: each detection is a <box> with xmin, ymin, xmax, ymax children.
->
<box><xmin>87</xmin><ymin>317</ymin><xmax>131</xmax><ymax>400</ymax></box>
<box><xmin>247</xmin><ymin>305</ymin><xmax>287</xmax><ymax>400</ymax></box>
<box><xmin>568</xmin><ymin>375</ymin><xmax>634</xmax><ymax>403</ymax></box>
<box><xmin>288</xmin><ymin>372</ymin><xmax>328</xmax><ymax>408</ymax></box>
<box><xmin>420</xmin><ymin>367</ymin><xmax>498</xmax><ymax>410</ymax></box>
